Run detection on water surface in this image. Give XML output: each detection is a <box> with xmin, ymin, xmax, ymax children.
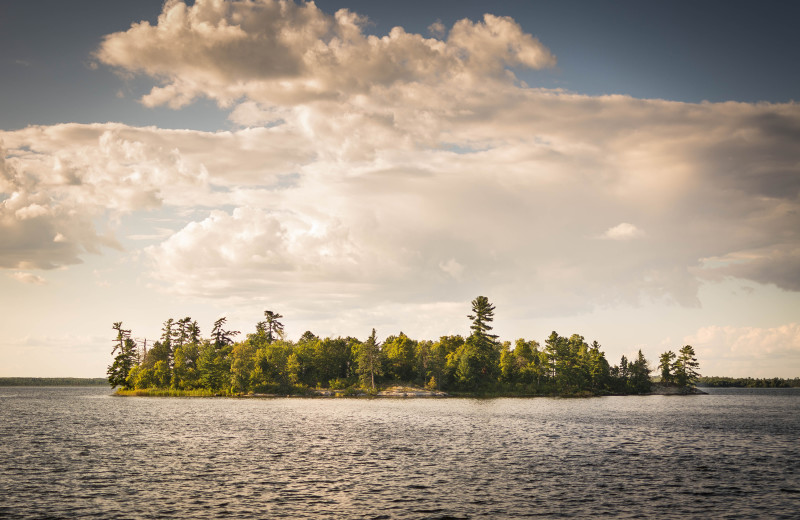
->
<box><xmin>1</xmin><ymin>387</ymin><xmax>798</xmax><ymax>519</ymax></box>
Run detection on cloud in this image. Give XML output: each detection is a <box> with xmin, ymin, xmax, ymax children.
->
<box><xmin>439</xmin><ymin>258</ymin><xmax>465</xmax><ymax>280</ymax></box>
<box><xmin>1</xmin><ymin>142</ymin><xmax>119</xmax><ymax>269</ymax></box>
<box><xmin>95</xmin><ymin>0</ymin><xmax>556</xmax><ymax>108</ymax></box>
<box><xmin>685</xmin><ymin>323</ymin><xmax>800</xmax><ymax>377</ymax></box>
<box><xmin>601</xmin><ymin>222</ymin><xmax>644</xmax><ymax>241</ymax></box>
<box><xmin>0</xmin><ymin>123</ymin><xmax>314</xmax><ymax>269</ymax></box>
<box><xmin>3</xmin><ymin>1</ymin><xmax>799</xmax><ymax>326</ymax></box>
<box><xmin>698</xmin><ymin>245</ymin><xmax>800</xmax><ymax>291</ymax></box>
<box><xmin>11</xmin><ymin>272</ymin><xmax>47</xmax><ymax>285</ymax></box>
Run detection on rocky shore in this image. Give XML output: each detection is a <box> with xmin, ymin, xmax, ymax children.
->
<box><xmin>307</xmin><ymin>385</ymin><xmax>448</xmax><ymax>397</ymax></box>
<box><xmin>647</xmin><ymin>382</ymin><xmax>707</xmax><ymax>395</ymax></box>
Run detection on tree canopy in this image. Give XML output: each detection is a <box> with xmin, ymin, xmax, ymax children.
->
<box><xmin>108</xmin><ymin>296</ymin><xmax>699</xmax><ymax>396</ymax></box>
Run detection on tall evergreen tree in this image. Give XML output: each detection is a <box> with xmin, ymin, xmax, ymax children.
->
<box><xmin>263</xmin><ymin>310</ymin><xmax>285</xmax><ymax>344</ymax></box>
<box><xmin>628</xmin><ymin>350</ymin><xmax>652</xmax><ymax>393</ymax></box>
<box><xmin>468</xmin><ymin>296</ymin><xmax>498</xmax><ymax>343</ymax></box>
<box><xmin>544</xmin><ymin>331</ymin><xmax>562</xmax><ymax>380</ymax></box>
<box><xmin>211</xmin><ymin>317</ymin><xmax>240</xmax><ymax>349</ymax></box>
<box><xmin>357</xmin><ymin>328</ymin><xmax>382</xmax><ymax>390</ymax></box>
<box><xmin>659</xmin><ymin>351</ymin><xmax>676</xmax><ymax>383</ymax></box>
<box><xmin>187</xmin><ymin>320</ymin><xmax>202</xmax><ymax>344</ymax></box>
<box><xmin>458</xmin><ymin>296</ymin><xmax>501</xmax><ymax>389</ymax></box>
<box><xmin>107</xmin><ymin>322</ymin><xmax>135</xmax><ymax>388</ymax></box>
<box><xmin>175</xmin><ymin>317</ymin><xmax>193</xmax><ymax>348</ymax></box>
<box><xmin>674</xmin><ymin>345</ymin><xmax>700</xmax><ymax>388</ymax></box>
<box><xmin>160</xmin><ymin>318</ymin><xmax>175</xmax><ymax>370</ymax></box>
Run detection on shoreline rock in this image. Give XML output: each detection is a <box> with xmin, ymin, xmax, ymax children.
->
<box><xmin>376</xmin><ymin>386</ymin><xmax>448</xmax><ymax>397</ymax></box>
<box><xmin>647</xmin><ymin>382</ymin><xmax>707</xmax><ymax>395</ymax></box>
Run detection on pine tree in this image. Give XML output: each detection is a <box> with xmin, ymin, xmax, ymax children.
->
<box><xmin>357</xmin><ymin>328</ymin><xmax>382</xmax><ymax>390</ymax></box>
<box><xmin>457</xmin><ymin>296</ymin><xmax>501</xmax><ymax>390</ymax></box>
<box><xmin>263</xmin><ymin>310</ymin><xmax>284</xmax><ymax>344</ymax></box>
<box><xmin>628</xmin><ymin>350</ymin><xmax>652</xmax><ymax>393</ymax></box>
<box><xmin>659</xmin><ymin>351</ymin><xmax>676</xmax><ymax>383</ymax></box>
<box><xmin>468</xmin><ymin>296</ymin><xmax>498</xmax><ymax>343</ymax></box>
<box><xmin>107</xmin><ymin>322</ymin><xmax>136</xmax><ymax>389</ymax></box>
<box><xmin>211</xmin><ymin>317</ymin><xmax>240</xmax><ymax>349</ymax></box>
<box><xmin>673</xmin><ymin>345</ymin><xmax>700</xmax><ymax>388</ymax></box>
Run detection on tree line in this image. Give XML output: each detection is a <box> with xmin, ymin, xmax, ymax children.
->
<box><xmin>697</xmin><ymin>376</ymin><xmax>800</xmax><ymax>388</ymax></box>
<box><xmin>107</xmin><ymin>296</ymin><xmax>700</xmax><ymax>395</ymax></box>
<box><xmin>0</xmin><ymin>377</ymin><xmax>107</xmax><ymax>387</ymax></box>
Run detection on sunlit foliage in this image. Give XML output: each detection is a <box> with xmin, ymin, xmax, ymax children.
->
<box><xmin>108</xmin><ymin>300</ymin><xmax>696</xmax><ymax>396</ymax></box>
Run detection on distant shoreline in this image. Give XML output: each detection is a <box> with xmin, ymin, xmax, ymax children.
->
<box><xmin>0</xmin><ymin>377</ymin><xmax>107</xmax><ymax>387</ymax></box>
<box><xmin>111</xmin><ymin>383</ymin><xmax>707</xmax><ymax>398</ymax></box>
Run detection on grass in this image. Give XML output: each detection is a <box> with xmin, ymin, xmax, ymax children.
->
<box><xmin>114</xmin><ymin>388</ymin><xmax>222</xmax><ymax>397</ymax></box>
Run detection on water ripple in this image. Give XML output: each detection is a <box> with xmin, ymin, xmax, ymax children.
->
<box><xmin>1</xmin><ymin>387</ymin><xmax>799</xmax><ymax>519</ymax></box>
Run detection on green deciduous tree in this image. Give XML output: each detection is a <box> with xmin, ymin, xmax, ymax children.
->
<box><xmin>172</xmin><ymin>341</ymin><xmax>200</xmax><ymax>389</ymax></box>
<box><xmin>383</xmin><ymin>332</ymin><xmax>417</xmax><ymax>382</ymax></box>
<box><xmin>197</xmin><ymin>340</ymin><xmax>230</xmax><ymax>392</ymax></box>
<box><xmin>230</xmin><ymin>341</ymin><xmax>257</xmax><ymax>393</ymax></box>
<box><xmin>430</xmin><ymin>335</ymin><xmax>463</xmax><ymax>390</ymax></box>
<box><xmin>252</xmin><ymin>339</ymin><xmax>294</xmax><ymax>392</ymax></box>
<box><xmin>153</xmin><ymin>359</ymin><xmax>171</xmax><ymax>388</ymax></box>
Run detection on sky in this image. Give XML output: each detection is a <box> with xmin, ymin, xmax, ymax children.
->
<box><xmin>1</xmin><ymin>0</ymin><xmax>798</xmax><ymax>378</ymax></box>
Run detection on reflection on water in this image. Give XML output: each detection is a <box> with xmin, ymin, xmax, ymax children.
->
<box><xmin>1</xmin><ymin>387</ymin><xmax>799</xmax><ymax>519</ymax></box>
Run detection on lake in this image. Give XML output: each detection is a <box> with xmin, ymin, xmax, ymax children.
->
<box><xmin>1</xmin><ymin>387</ymin><xmax>798</xmax><ymax>519</ymax></box>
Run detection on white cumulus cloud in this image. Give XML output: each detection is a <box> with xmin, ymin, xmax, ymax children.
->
<box><xmin>685</xmin><ymin>323</ymin><xmax>800</xmax><ymax>377</ymax></box>
<box><xmin>1</xmin><ymin>0</ymin><xmax>798</xmax><ymax>326</ymax></box>
<box><xmin>95</xmin><ymin>0</ymin><xmax>556</xmax><ymax>109</ymax></box>
<box><xmin>601</xmin><ymin>222</ymin><xmax>645</xmax><ymax>241</ymax></box>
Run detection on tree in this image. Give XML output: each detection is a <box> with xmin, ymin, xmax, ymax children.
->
<box><xmin>432</xmin><ymin>335</ymin><xmax>464</xmax><ymax>390</ymax></box>
<box><xmin>153</xmin><ymin>359</ymin><xmax>171</xmax><ymax>388</ymax></box>
<box><xmin>468</xmin><ymin>296</ymin><xmax>498</xmax><ymax>343</ymax></box>
<box><xmin>499</xmin><ymin>342</ymin><xmax>517</xmax><ymax>384</ymax></box>
<box><xmin>458</xmin><ymin>297</ymin><xmax>501</xmax><ymax>390</ymax></box>
<box><xmin>587</xmin><ymin>341</ymin><xmax>610</xmax><ymax>392</ymax></box>
<box><xmin>198</xmin><ymin>340</ymin><xmax>230</xmax><ymax>392</ymax></box>
<box><xmin>544</xmin><ymin>331</ymin><xmax>563</xmax><ymax>381</ymax></box>
<box><xmin>187</xmin><ymin>320</ymin><xmax>202</xmax><ymax>344</ymax></box>
<box><xmin>211</xmin><ymin>317</ymin><xmax>240</xmax><ymax>349</ymax></box>
<box><xmin>175</xmin><ymin>317</ymin><xmax>193</xmax><ymax>348</ymax></box>
<box><xmin>659</xmin><ymin>351</ymin><xmax>676</xmax><ymax>383</ymax></box>
<box><xmin>142</xmin><ymin>340</ymin><xmax>170</xmax><ymax>370</ymax></box>
<box><xmin>674</xmin><ymin>345</ymin><xmax>700</xmax><ymax>388</ymax></box>
<box><xmin>611</xmin><ymin>354</ymin><xmax>630</xmax><ymax>393</ymax></box>
<box><xmin>230</xmin><ymin>341</ymin><xmax>257</xmax><ymax>393</ymax></box>
<box><xmin>415</xmin><ymin>340</ymin><xmax>434</xmax><ymax>386</ymax></box>
<box><xmin>172</xmin><ymin>341</ymin><xmax>200</xmax><ymax>389</ymax></box>
<box><xmin>628</xmin><ymin>350</ymin><xmax>652</xmax><ymax>393</ymax></box>
<box><xmin>299</xmin><ymin>330</ymin><xmax>318</xmax><ymax>344</ymax></box>
<box><xmin>107</xmin><ymin>322</ymin><xmax>136</xmax><ymax>389</ymax></box>
<box><xmin>160</xmin><ymin>318</ymin><xmax>176</xmax><ymax>371</ymax></box>
<box><xmin>383</xmin><ymin>332</ymin><xmax>417</xmax><ymax>382</ymax></box>
<box><xmin>565</xmin><ymin>334</ymin><xmax>590</xmax><ymax>392</ymax></box>
<box><xmin>357</xmin><ymin>329</ymin><xmax>382</xmax><ymax>390</ymax></box>
<box><xmin>252</xmin><ymin>339</ymin><xmax>293</xmax><ymax>392</ymax></box>
<box><xmin>313</xmin><ymin>336</ymin><xmax>354</xmax><ymax>386</ymax></box>
<box><xmin>263</xmin><ymin>310</ymin><xmax>284</xmax><ymax>344</ymax></box>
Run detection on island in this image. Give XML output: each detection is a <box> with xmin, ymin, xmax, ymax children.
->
<box><xmin>108</xmin><ymin>296</ymin><xmax>702</xmax><ymax>397</ymax></box>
